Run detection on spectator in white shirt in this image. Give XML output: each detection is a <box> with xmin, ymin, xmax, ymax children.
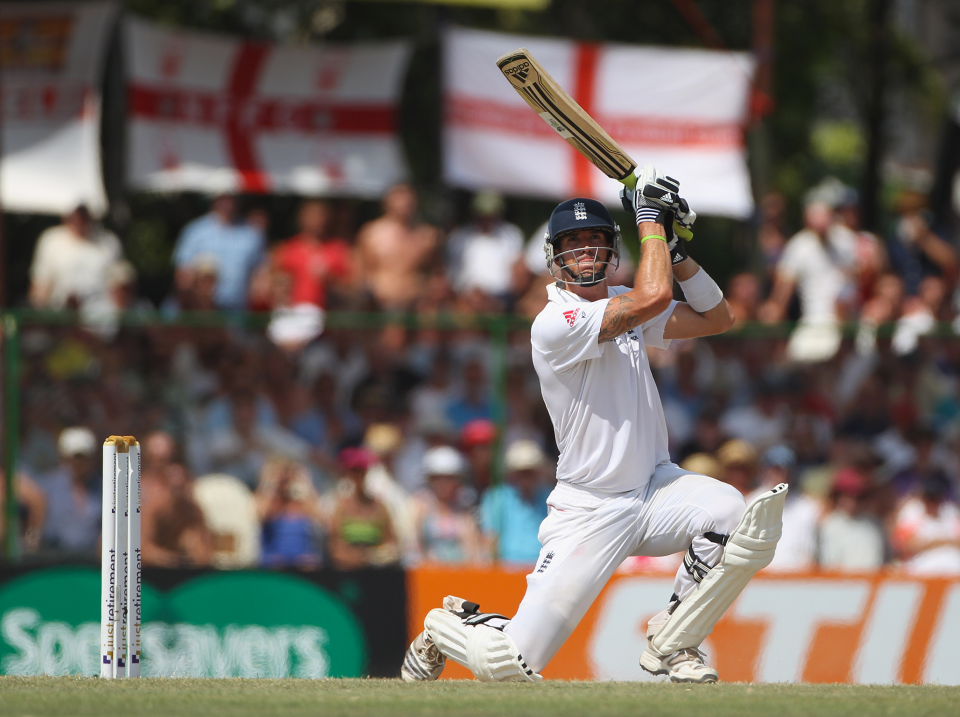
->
<box><xmin>759</xmin><ymin>200</ymin><xmax>858</xmax><ymax>362</ymax></box>
<box><xmin>893</xmin><ymin>474</ymin><xmax>960</xmax><ymax>576</ymax></box>
<box><xmin>818</xmin><ymin>468</ymin><xmax>886</xmax><ymax>570</ymax></box>
<box><xmin>29</xmin><ymin>205</ymin><xmax>123</xmax><ymax>311</ymax></box>
<box><xmin>447</xmin><ymin>191</ymin><xmax>524</xmax><ymax>305</ymax></box>
<box><xmin>749</xmin><ymin>445</ymin><xmax>820</xmax><ymax>572</ymax></box>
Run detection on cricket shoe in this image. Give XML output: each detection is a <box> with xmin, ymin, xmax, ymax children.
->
<box><xmin>639</xmin><ymin>646</ymin><xmax>718</xmax><ymax>683</ymax></box>
<box><xmin>401</xmin><ymin>630</ymin><xmax>446</xmax><ymax>682</ymax></box>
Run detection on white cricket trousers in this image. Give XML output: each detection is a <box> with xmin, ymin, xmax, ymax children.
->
<box><xmin>503</xmin><ymin>462</ymin><xmax>745</xmax><ymax>673</ymax></box>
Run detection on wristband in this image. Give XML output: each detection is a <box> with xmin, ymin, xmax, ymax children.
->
<box><xmin>636</xmin><ymin>207</ymin><xmax>661</xmax><ymax>224</ymax></box>
<box><xmin>679</xmin><ymin>268</ymin><xmax>723</xmax><ymax>313</ymax></box>
<box><xmin>640</xmin><ymin>234</ymin><xmax>667</xmax><ymax>244</ymax></box>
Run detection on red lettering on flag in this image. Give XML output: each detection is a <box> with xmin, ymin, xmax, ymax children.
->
<box><xmin>563</xmin><ymin>308</ymin><xmax>581</xmax><ymax>327</ymax></box>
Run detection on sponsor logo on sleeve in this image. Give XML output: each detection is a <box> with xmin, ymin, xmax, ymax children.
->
<box><xmin>563</xmin><ymin>308</ymin><xmax>581</xmax><ymax>327</ymax></box>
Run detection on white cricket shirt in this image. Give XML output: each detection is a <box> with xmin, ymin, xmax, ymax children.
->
<box><xmin>776</xmin><ymin>226</ymin><xmax>856</xmax><ymax>323</ymax></box>
<box><xmin>531</xmin><ymin>283</ymin><xmax>678</xmax><ymax>495</ymax></box>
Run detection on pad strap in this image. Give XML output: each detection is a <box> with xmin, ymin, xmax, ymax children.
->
<box><xmin>451</xmin><ymin>600</ymin><xmax>511</xmax><ymax>631</ymax></box>
<box><xmin>704</xmin><ymin>532</ymin><xmax>729</xmax><ymax>546</ymax></box>
<box><xmin>463</xmin><ymin>613</ymin><xmax>511</xmax><ymax>629</ymax></box>
<box><xmin>683</xmin><ymin>546</ymin><xmax>713</xmax><ymax>584</ymax></box>
<box><xmin>455</xmin><ymin>601</ymin><xmax>481</xmax><ymax>617</ymax></box>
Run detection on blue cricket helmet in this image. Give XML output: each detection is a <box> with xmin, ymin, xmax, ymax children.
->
<box><xmin>544</xmin><ymin>198</ymin><xmax>621</xmax><ymax>286</ymax></box>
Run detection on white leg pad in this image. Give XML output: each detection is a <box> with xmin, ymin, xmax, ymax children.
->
<box><xmin>424</xmin><ymin>608</ymin><xmax>542</xmax><ymax>682</ymax></box>
<box><xmin>650</xmin><ymin>483</ymin><xmax>788</xmax><ymax>655</ymax></box>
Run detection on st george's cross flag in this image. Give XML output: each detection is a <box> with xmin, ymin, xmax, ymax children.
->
<box><xmin>124</xmin><ymin>17</ymin><xmax>411</xmax><ymax>198</ymax></box>
<box><xmin>443</xmin><ymin>27</ymin><xmax>756</xmax><ymax>218</ymax></box>
<box><xmin>0</xmin><ymin>1</ymin><xmax>117</xmax><ymax>216</ymax></box>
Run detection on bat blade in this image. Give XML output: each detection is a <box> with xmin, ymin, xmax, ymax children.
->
<box><xmin>497</xmin><ymin>47</ymin><xmax>637</xmax><ymax>189</ymax></box>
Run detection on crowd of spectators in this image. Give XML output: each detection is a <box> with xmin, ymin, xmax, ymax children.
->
<box><xmin>5</xmin><ymin>177</ymin><xmax>960</xmax><ymax>574</ymax></box>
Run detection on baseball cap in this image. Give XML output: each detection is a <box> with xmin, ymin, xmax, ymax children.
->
<box><xmin>339</xmin><ymin>447</ymin><xmax>377</xmax><ymax>471</ymax></box>
<box><xmin>266</xmin><ymin>304</ymin><xmax>325</xmax><ymax>347</ymax></box>
<box><xmin>472</xmin><ymin>190</ymin><xmax>505</xmax><ymax>217</ymax></box>
<box><xmin>680</xmin><ymin>453</ymin><xmax>725</xmax><ymax>481</ymax></box>
<box><xmin>831</xmin><ymin>468</ymin><xmax>869</xmax><ymax>497</ymax></box>
<box><xmin>505</xmin><ymin>440</ymin><xmax>545</xmax><ymax>472</ymax></box>
<box><xmin>763</xmin><ymin>445</ymin><xmax>796</xmax><ymax>469</ymax></box>
<box><xmin>423</xmin><ymin>446</ymin><xmax>465</xmax><ymax>477</ymax></box>
<box><xmin>364</xmin><ymin>423</ymin><xmax>403</xmax><ymax>457</ymax></box>
<box><xmin>58</xmin><ymin>427</ymin><xmax>96</xmax><ymax>457</ymax></box>
<box><xmin>415</xmin><ymin>413</ymin><xmax>455</xmax><ymax>439</ymax></box>
<box><xmin>717</xmin><ymin>439</ymin><xmax>758</xmax><ymax>467</ymax></box>
<box><xmin>461</xmin><ymin>419</ymin><xmax>496</xmax><ymax>448</ymax></box>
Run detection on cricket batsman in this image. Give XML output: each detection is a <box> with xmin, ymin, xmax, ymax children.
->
<box><xmin>402</xmin><ymin>166</ymin><xmax>787</xmax><ymax>684</ymax></box>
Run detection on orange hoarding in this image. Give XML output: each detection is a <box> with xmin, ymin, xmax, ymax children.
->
<box><xmin>407</xmin><ymin>567</ymin><xmax>960</xmax><ymax>684</ymax></box>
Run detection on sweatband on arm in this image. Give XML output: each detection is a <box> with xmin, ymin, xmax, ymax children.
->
<box><xmin>679</xmin><ymin>268</ymin><xmax>724</xmax><ymax>313</ymax></box>
<box><xmin>636</xmin><ymin>207</ymin><xmax>661</xmax><ymax>224</ymax></box>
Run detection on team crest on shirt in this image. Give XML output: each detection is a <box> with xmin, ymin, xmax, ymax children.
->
<box><xmin>563</xmin><ymin>308</ymin><xmax>580</xmax><ymax>327</ymax></box>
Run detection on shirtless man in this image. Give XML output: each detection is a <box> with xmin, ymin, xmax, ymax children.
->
<box><xmin>356</xmin><ymin>184</ymin><xmax>439</xmax><ymax>310</ymax></box>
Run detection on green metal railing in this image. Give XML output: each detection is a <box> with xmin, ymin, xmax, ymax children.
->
<box><xmin>3</xmin><ymin>314</ymin><xmax>19</xmax><ymax>563</ymax></box>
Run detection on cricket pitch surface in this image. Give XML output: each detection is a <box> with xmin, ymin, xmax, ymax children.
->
<box><xmin>1</xmin><ymin>677</ymin><xmax>957</xmax><ymax>716</ymax></box>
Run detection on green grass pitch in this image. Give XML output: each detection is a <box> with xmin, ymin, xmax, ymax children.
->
<box><xmin>1</xmin><ymin>677</ymin><xmax>958</xmax><ymax>717</ymax></box>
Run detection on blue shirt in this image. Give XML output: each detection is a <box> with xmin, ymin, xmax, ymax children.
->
<box><xmin>38</xmin><ymin>467</ymin><xmax>101</xmax><ymax>553</ymax></box>
<box><xmin>479</xmin><ymin>483</ymin><xmax>551</xmax><ymax>565</ymax></box>
<box><xmin>261</xmin><ymin>515</ymin><xmax>321</xmax><ymax>567</ymax></box>
<box><xmin>173</xmin><ymin>214</ymin><xmax>265</xmax><ymax>309</ymax></box>
<box><xmin>446</xmin><ymin>397</ymin><xmax>492</xmax><ymax>431</ymax></box>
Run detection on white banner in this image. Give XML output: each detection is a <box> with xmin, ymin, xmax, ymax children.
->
<box><xmin>125</xmin><ymin>17</ymin><xmax>411</xmax><ymax>198</ymax></box>
<box><xmin>0</xmin><ymin>2</ymin><xmax>116</xmax><ymax>215</ymax></box>
<box><xmin>444</xmin><ymin>27</ymin><xmax>755</xmax><ymax>218</ymax></box>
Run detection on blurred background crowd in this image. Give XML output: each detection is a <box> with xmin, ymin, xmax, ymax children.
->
<box><xmin>4</xmin><ymin>171</ymin><xmax>960</xmax><ymax>577</ymax></box>
<box><xmin>3</xmin><ymin>0</ymin><xmax>960</xmax><ymax>579</ymax></box>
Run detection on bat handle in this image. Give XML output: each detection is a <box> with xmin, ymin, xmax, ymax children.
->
<box><xmin>620</xmin><ymin>173</ymin><xmax>638</xmax><ymax>190</ymax></box>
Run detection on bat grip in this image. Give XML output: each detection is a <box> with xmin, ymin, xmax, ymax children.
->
<box><xmin>620</xmin><ymin>173</ymin><xmax>638</xmax><ymax>190</ymax></box>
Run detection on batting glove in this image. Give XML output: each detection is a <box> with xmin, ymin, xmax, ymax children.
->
<box><xmin>657</xmin><ymin>208</ymin><xmax>693</xmax><ymax>265</ymax></box>
<box><xmin>675</xmin><ymin>197</ymin><xmax>697</xmax><ymax>230</ymax></box>
<box><xmin>621</xmin><ymin>165</ymin><xmax>682</xmax><ymax>225</ymax></box>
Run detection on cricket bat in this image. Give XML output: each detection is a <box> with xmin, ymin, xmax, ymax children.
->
<box><xmin>496</xmin><ymin>48</ymin><xmax>638</xmax><ymax>190</ymax></box>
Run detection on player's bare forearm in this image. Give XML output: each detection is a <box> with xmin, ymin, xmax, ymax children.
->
<box><xmin>661</xmin><ymin>257</ymin><xmax>736</xmax><ymax>339</ymax></box>
<box><xmin>599</xmin><ymin>225</ymin><xmax>673</xmax><ymax>342</ymax></box>
<box><xmin>672</xmin><ymin>256</ymin><xmax>700</xmax><ymax>282</ymax></box>
<box><xmin>663</xmin><ymin>299</ymin><xmax>735</xmax><ymax>340</ymax></box>
<box><xmin>663</xmin><ymin>281</ymin><xmax>735</xmax><ymax>340</ymax></box>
